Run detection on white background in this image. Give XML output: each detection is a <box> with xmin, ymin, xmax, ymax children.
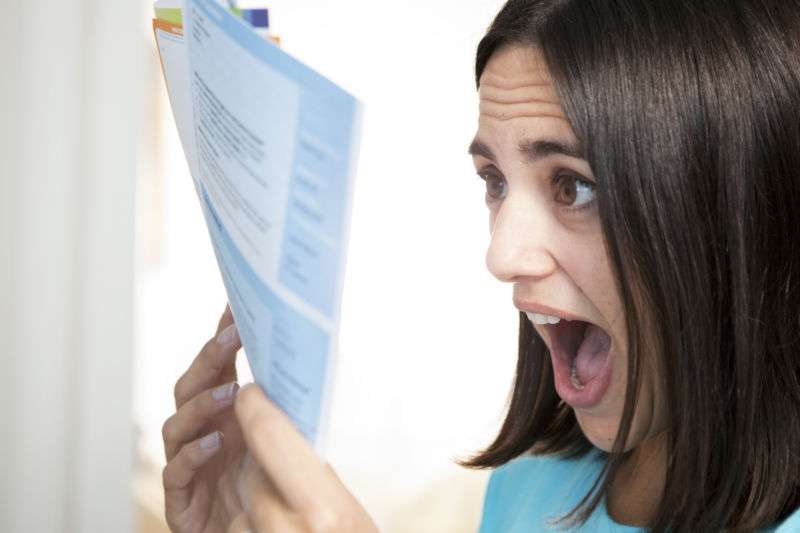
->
<box><xmin>134</xmin><ymin>1</ymin><xmax>520</xmax><ymax>530</ymax></box>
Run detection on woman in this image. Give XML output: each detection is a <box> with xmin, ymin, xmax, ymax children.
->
<box><xmin>160</xmin><ymin>0</ymin><xmax>800</xmax><ymax>531</ymax></box>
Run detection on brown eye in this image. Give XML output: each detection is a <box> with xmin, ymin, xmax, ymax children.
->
<box><xmin>481</xmin><ymin>174</ymin><xmax>507</xmax><ymax>201</ymax></box>
<box><xmin>554</xmin><ymin>173</ymin><xmax>595</xmax><ymax>210</ymax></box>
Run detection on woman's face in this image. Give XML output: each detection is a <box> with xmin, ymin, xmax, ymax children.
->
<box><xmin>471</xmin><ymin>45</ymin><xmax>667</xmax><ymax>451</ymax></box>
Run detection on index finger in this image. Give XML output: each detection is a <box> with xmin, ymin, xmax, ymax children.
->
<box><xmin>234</xmin><ymin>384</ymin><xmax>337</xmax><ymax>513</ymax></box>
<box><xmin>174</xmin><ymin>304</ymin><xmax>240</xmax><ymax>408</ymax></box>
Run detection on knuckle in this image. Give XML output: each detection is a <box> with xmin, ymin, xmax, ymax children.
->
<box><xmin>200</xmin><ymin>340</ymin><xmax>226</xmax><ymax>375</ymax></box>
<box><xmin>173</xmin><ymin>376</ymin><xmax>188</xmax><ymax>404</ymax></box>
<box><xmin>162</xmin><ymin>443</ymin><xmax>208</xmax><ymax>493</ymax></box>
<box><xmin>163</xmin><ymin>507</ymin><xmax>178</xmax><ymax>532</ymax></box>
<box><xmin>201</xmin><ymin>337</ymin><xmax>219</xmax><ymax>359</ymax></box>
<box><xmin>161</xmin><ymin>462</ymin><xmax>174</xmax><ymax>489</ymax></box>
<box><xmin>161</xmin><ymin>416</ymin><xmax>176</xmax><ymax>444</ymax></box>
<box><xmin>175</xmin><ymin>339</ymin><xmax>221</xmax><ymax>405</ymax></box>
<box><xmin>186</xmin><ymin>439</ymin><xmax>209</xmax><ymax>468</ymax></box>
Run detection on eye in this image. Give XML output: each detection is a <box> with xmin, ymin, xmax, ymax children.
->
<box><xmin>553</xmin><ymin>172</ymin><xmax>595</xmax><ymax>211</ymax></box>
<box><xmin>478</xmin><ymin>171</ymin><xmax>507</xmax><ymax>202</ymax></box>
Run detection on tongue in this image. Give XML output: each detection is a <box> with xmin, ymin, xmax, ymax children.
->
<box><xmin>574</xmin><ymin>323</ymin><xmax>612</xmax><ymax>384</ymax></box>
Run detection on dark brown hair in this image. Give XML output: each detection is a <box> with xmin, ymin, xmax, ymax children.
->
<box><xmin>459</xmin><ymin>1</ymin><xmax>800</xmax><ymax>531</ymax></box>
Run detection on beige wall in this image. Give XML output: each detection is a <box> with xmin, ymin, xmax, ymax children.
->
<box><xmin>0</xmin><ymin>0</ymin><xmax>144</xmax><ymax>531</ymax></box>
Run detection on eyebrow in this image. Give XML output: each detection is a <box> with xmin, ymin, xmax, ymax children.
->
<box><xmin>468</xmin><ymin>138</ymin><xmax>586</xmax><ymax>162</ymax></box>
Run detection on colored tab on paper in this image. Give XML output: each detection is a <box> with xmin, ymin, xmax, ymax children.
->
<box><xmin>154</xmin><ymin>7</ymin><xmax>183</xmax><ymax>26</ymax></box>
<box><xmin>241</xmin><ymin>9</ymin><xmax>269</xmax><ymax>29</ymax></box>
<box><xmin>154</xmin><ymin>5</ymin><xmax>271</xmax><ymax>35</ymax></box>
<box><xmin>152</xmin><ymin>17</ymin><xmax>183</xmax><ymax>38</ymax></box>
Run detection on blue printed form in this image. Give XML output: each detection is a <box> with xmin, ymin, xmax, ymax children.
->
<box><xmin>174</xmin><ymin>0</ymin><xmax>362</xmax><ymax>451</ymax></box>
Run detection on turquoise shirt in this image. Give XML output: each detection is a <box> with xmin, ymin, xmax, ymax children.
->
<box><xmin>479</xmin><ymin>448</ymin><xmax>800</xmax><ymax>532</ymax></box>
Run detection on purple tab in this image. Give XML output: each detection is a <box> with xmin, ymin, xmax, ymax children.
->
<box><xmin>242</xmin><ymin>8</ymin><xmax>269</xmax><ymax>29</ymax></box>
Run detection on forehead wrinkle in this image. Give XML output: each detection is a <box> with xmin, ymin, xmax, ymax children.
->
<box><xmin>477</xmin><ymin>46</ymin><xmax>571</xmax><ymax>132</ymax></box>
<box><xmin>480</xmin><ymin>46</ymin><xmax>554</xmax><ymax>86</ymax></box>
<box><xmin>480</xmin><ymin>84</ymin><xmax>560</xmax><ymax>106</ymax></box>
<box><xmin>479</xmin><ymin>73</ymin><xmax>552</xmax><ymax>91</ymax></box>
<box><xmin>479</xmin><ymin>110</ymin><xmax>569</xmax><ymax>123</ymax></box>
<box><xmin>479</xmin><ymin>76</ymin><xmax>565</xmax><ymax>123</ymax></box>
<box><xmin>479</xmin><ymin>100</ymin><xmax>568</xmax><ymax>122</ymax></box>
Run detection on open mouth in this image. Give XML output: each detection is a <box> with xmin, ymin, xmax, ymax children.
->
<box><xmin>545</xmin><ymin>319</ymin><xmax>612</xmax><ymax>388</ymax></box>
<box><xmin>523</xmin><ymin>310</ymin><xmax>614</xmax><ymax>408</ymax></box>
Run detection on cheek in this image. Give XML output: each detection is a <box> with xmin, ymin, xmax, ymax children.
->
<box><xmin>565</xmin><ymin>233</ymin><xmax>627</xmax><ymax>352</ymax></box>
<box><xmin>562</xmin><ymin>237</ymin><xmax>644</xmax><ymax>449</ymax></box>
<box><xmin>563</xmin><ymin>237</ymin><xmax>624</xmax><ymax>337</ymax></box>
<box><xmin>560</xmin><ymin>233</ymin><xmax>669</xmax><ymax>451</ymax></box>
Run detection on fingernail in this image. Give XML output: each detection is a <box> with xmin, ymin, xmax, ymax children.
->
<box><xmin>216</xmin><ymin>324</ymin><xmax>239</xmax><ymax>346</ymax></box>
<box><xmin>200</xmin><ymin>432</ymin><xmax>221</xmax><ymax>450</ymax></box>
<box><xmin>213</xmin><ymin>382</ymin><xmax>238</xmax><ymax>401</ymax></box>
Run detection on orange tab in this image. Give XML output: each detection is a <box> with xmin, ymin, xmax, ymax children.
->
<box><xmin>152</xmin><ymin>18</ymin><xmax>184</xmax><ymax>38</ymax></box>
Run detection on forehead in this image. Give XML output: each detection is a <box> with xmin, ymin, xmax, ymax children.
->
<box><xmin>477</xmin><ymin>45</ymin><xmax>575</xmax><ymax>146</ymax></box>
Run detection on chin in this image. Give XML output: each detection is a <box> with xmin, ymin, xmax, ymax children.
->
<box><xmin>574</xmin><ymin>412</ymin><xmax>618</xmax><ymax>451</ymax></box>
<box><xmin>574</xmin><ymin>410</ymin><xmax>648</xmax><ymax>453</ymax></box>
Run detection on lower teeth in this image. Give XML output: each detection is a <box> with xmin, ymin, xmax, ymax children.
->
<box><xmin>570</xmin><ymin>358</ymin><xmax>585</xmax><ymax>390</ymax></box>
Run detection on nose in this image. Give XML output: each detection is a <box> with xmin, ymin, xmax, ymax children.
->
<box><xmin>485</xmin><ymin>199</ymin><xmax>557</xmax><ymax>283</ymax></box>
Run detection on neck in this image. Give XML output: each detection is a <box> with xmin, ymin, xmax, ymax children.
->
<box><xmin>606</xmin><ymin>431</ymin><xmax>668</xmax><ymax>528</ymax></box>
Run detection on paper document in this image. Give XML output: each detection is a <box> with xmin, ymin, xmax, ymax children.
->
<box><xmin>154</xmin><ymin>19</ymin><xmax>200</xmax><ymax>182</ymax></box>
<box><xmin>154</xmin><ymin>0</ymin><xmax>363</xmax><ymax>452</ymax></box>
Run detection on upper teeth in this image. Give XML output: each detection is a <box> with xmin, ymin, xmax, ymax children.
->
<box><xmin>526</xmin><ymin>312</ymin><xmax>563</xmax><ymax>325</ymax></box>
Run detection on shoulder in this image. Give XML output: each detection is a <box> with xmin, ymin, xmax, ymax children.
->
<box><xmin>769</xmin><ymin>505</ymin><xmax>800</xmax><ymax>532</ymax></box>
<box><xmin>479</xmin><ymin>450</ymin><xmax>606</xmax><ymax>533</ymax></box>
<box><xmin>489</xmin><ymin>451</ymin><xmax>601</xmax><ymax>490</ymax></box>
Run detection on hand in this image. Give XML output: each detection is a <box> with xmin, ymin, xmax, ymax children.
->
<box><xmin>227</xmin><ymin>383</ymin><xmax>379</xmax><ymax>533</ymax></box>
<box><xmin>162</xmin><ymin>305</ymin><xmax>246</xmax><ymax>532</ymax></box>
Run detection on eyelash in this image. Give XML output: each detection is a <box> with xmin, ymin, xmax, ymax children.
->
<box><xmin>477</xmin><ymin>168</ymin><xmax>596</xmax><ymax>212</ymax></box>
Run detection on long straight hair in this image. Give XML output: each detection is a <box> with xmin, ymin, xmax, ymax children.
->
<box><xmin>459</xmin><ymin>1</ymin><xmax>800</xmax><ymax>531</ymax></box>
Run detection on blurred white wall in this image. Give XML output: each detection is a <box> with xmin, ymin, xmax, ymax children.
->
<box><xmin>0</xmin><ymin>0</ymin><xmax>144</xmax><ymax>532</ymax></box>
<box><xmin>135</xmin><ymin>1</ymin><xmax>519</xmax><ymax>532</ymax></box>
